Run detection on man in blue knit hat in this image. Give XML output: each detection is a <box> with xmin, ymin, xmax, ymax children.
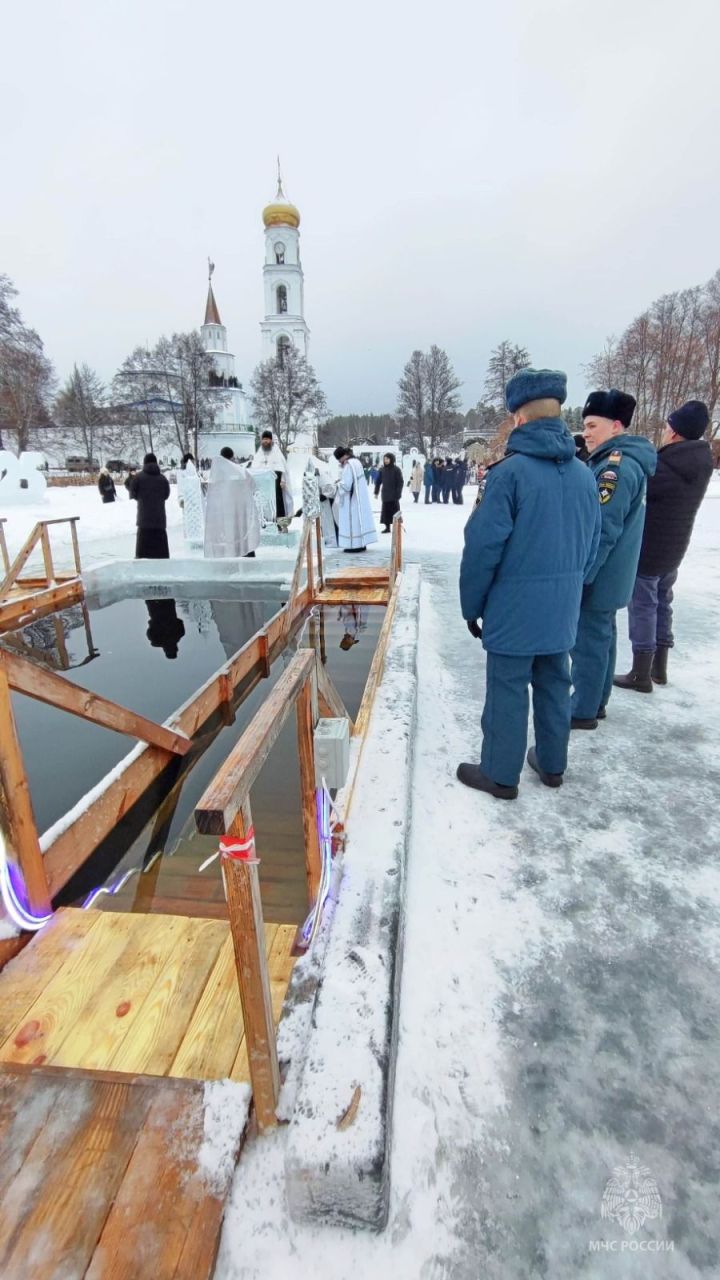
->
<box><xmin>570</xmin><ymin>390</ymin><xmax>656</xmax><ymax>728</ymax></box>
<box><xmin>458</xmin><ymin>368</ymin><xmax>600</xmax><ymax>799</ymax></box>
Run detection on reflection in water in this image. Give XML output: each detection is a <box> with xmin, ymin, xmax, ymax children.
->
<box><xmin>211</xmin><ymin>599</ymin><xmax>268</xmax><ymax>660</ymax></box>
<box><xmin>337</xmin><ymin>604</ymin><xmax>368</xmax><ymax>651</ymax></box>
<box><xmin>145</xmin><ymin>599</ymin><xmax>186</xmax><ymax>660</ymax></box>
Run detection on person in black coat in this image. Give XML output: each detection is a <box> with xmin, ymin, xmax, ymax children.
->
<box><xmin>145</xmin><ymin>598</ymin><xmax>186</xmax><ymax>659</ymax></box>
<box><xmin>614</xmin><ymin>400</ymin><xmax>713</xmax><ymax>691</ymax></box>
<box><xmin>97</xmin><ymin>467</ymin><xmax>116</xmax><ymax>503</ymax></box>
<box><xmin>451</xmin><ymin>457</ymin><xmax>467</xmax><ymax>504</ymax></box>
<box><xmin>431</xmin><ymin>458</ymin><xmax>444</xmax><ymax>503</ymax></box>
<box><xmin>441</xmin><ymin>457</ymin><xmax>454</xmax><ymax>504</ymax></box>
<box><xmin>128</xmin><ymin>453</ymin><xmax>171</xmax><ymax>558</ymax></box>
<box><xmin>374</xmin><ymin>452</ymin><xmax>404</xmax><ymax>532</ymax></box>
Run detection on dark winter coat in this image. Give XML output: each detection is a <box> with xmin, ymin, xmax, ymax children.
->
<box><xmin>583</xmin><ymin>434</ymin><xmax>657</xmax><ymax>610</ymax></box>
<box><xmin>128</xmin><ymin>462</ymin><xmax>171</xmax><ymax>529</ymax></box>
<box><xmin>460</xmin><ymin>418</ymin><xmax>601</xmax><ymax>654</ymax></box>
<box><xmin>423</xmin><ymin>461</ymin><xmax>434</xmax><ymax>486</ymax></box>
<box><xmin>637</xmin><ymin>439</ymin><xmax>713</xmax><ymax>576</ymax></box>
<box><xmin>98</xmin><ymin>473</ymin><xmax>116</xmax><ymax>502</ymax></box>
<box><xmin>374</xmin><ymin>463</ymin><xmax>404</xmax><ymax>502</ymax></box>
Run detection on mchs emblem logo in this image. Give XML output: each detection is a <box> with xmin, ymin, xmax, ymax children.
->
<box><xmin>601</xmin><ymin>1155</ymin><xmax>662</xmax><ymax>1235</ymax></box>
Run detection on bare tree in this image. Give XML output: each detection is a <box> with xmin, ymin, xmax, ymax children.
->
<box><xmin>424</xmin><ymin>344</ymin><xmax>462</xmax><ymax>453</ymax></box>
<box><xmin>397</xmin><ymin>350</ymin><xmax>426</xmax><ymax>451</ymax></box>
<box><xmin>250</xmin><ymin>346</ymin><xmax>327</xmax><ymax>451</ymax></box>
<box><xmin>0</xmin><ymin>276</ymin><xmax>56</xmax><ymax>452</ymax></box>
<box><xmin>483</xmin><ymin>340</ymin><xmax>531</xmax><ymax>411</ymax></box>
<box><xmin>54</xmin><ymin>364</ymin><xmax>108</xmax><ymax>463</ymax></box>
<box><xmin>586</xmin><ymin>269</ymin><xmax>720</xmax><ymax>444</ymax></box>
<box><xmin>112</xmin><ymin>347</ymin><xmax>166</xmax><ymax>457</ymax></box>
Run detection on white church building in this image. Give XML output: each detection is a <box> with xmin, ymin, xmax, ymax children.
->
<box><xmin>198</xmin><ymin>170</ymin><xmax>311</xmax><ymax>458</ymax></box>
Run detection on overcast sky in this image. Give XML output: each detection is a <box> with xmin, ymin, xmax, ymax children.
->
<box><xmin>2</xmin><ymin>0</ymin><xmax>719</xmax><ymax>414</ymax></box>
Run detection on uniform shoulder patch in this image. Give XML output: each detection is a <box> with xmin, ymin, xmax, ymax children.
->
<box><xmin>608</xmin><ymin>449</ymin><xmax>622</xmax><ymax>464</ymax></box>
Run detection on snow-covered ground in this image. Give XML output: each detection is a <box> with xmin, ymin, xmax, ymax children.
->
<box><xmin>216</xmin><ymin>476</ymin><xmax>720</xmax><ymax>1278</ymax></box>
<box><xmin>3</xmin><ymin>476</ymin><xmax>720</xmax><ymax>1274</ymax></box>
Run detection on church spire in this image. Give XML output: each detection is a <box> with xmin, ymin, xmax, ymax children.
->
<box><xmin>204</xmin><ymin>257</ymin><xmax>222</xmax><ymax>325</ymax></box>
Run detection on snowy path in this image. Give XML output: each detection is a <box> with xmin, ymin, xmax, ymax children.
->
<box><xmin>217</xmin><ymin>483</ymin><xmax>720</xmax><ymax>1278</ymax></box>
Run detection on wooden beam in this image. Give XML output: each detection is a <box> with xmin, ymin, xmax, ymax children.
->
<box><xmin>286</xmin><ymin>521</ymin><xmax>311</xmax><ymax>623</ymax></box>
<box><xmin>69</xmin><ymin>518</ymin><xmax>82</xmax><ymax>576</ymax></box>
<box><xmin>0</xmin><ymin>668</ymin><xmax>51</xmax><ymax>915</ymax></box>
<box><xmin>39</xmin><ymin>524</ymin><xmax>55</xmax><ymax>585</ymax></box>
<box><xmin>223</xmin><ymin>800</ymin><xmax>279</xmax><ymax>1131</ymax></box>
<box><xmin>316</xmin><ymin>658</ymin><xmax>354</xmax><ymax>732</ymax></box>
<box><xmin>195</xmin><ymin>650</ymin><xmax>315</xmax><ymax>835</ymax></box>
<box><xmin>0</xmin><ymin>580</ymin><xmax>84</xmax><ymax>633</ymax></box>
<box><xmin>315</xmin><ymin>515</ymin><xmax>324</xmax><ymax>590</ymax></box>
<box><xmin>0</xmin><ymin>521</ymin><xmax>10</xmax><ymax>577</ymax></box>
<box><xmin>353</xmin><ymin>574</ymin><xmax>402</xmax><ymax>740</ymax></box>
<box><xmin>296</xmin><ymin>674</ymin><xmax>321</xmax><ymax>903</ymax></box>
<box><xmin>0</xmin><ymin>651</ymin><xmax>191</xmax><ymax>757</ymax></box>
<box><xmin>0</xmin><ymin>523</ymin><xmax>41</xmax><ymax>597</ymax></box>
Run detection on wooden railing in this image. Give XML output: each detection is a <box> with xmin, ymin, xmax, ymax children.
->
<box><xmin>0</xmin><ymin>517</ymin><xmax>82</xmax><ymax>598</ymax></box>
<box><xmin>194</xmin><ymin>648</ymin><xmax>347</xmax><ymax>1130</ymax></box>
<box><xmin>0</xmin><ymin>520</ymin><xmax>9</xmax><ymax>578</ymax></box>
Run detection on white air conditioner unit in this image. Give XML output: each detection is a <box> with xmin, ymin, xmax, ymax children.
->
<box><xmin>314</xmin><ymin>717</ymin><xmax>350</xmax><ymax>790</ymax></box>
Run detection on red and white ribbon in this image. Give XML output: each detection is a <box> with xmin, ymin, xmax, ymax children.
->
<box><xmin>219</xmin><ymin>827</ymin><xmax>259</xmax><ymax>864</ymax></box>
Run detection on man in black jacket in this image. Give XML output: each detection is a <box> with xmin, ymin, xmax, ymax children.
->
<box><xmin>374</xmin><ymin>452</ymin><xmax>404</xmax><ymax>533</ymax></box>
<box><xmin>614</xmin><ymin>400</ymin><xmax>713</xmax><ymax>691</ymax></box>
<box><xmin>128</xmin><ymin>453</ymin><xmax>171</xmax><ymax>558</ymax></box>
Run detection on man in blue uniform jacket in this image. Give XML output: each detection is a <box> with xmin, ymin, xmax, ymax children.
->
<box><xmin>458</xmin><ymin>368</ymin><xmax>601</xmax><ymax>799</ymax></box>
<box><xmin>570</xmin><ymin>390</ymin><xmax>656</xmax><ymax>728</ymax></box>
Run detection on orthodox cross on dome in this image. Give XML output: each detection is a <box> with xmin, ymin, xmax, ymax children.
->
<box><xmin>208</xmin><ymin>257</ymin><xmax>215</xmax><ymax>281</ymax></box>
<box><xmin>276</xmin><ymin>155</ymin><xmax>285</xmax><ymax>200</ymax></box>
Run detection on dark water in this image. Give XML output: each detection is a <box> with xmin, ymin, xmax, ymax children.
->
<box><xmin>4</xmin><ymin>593</ymin><xmax>382</xmax><ymax>923</ymax></box>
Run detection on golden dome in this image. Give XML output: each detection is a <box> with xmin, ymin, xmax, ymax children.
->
<box><xmin>262</xmin><ymin>173</ymin><xmax>300</xmax><ymax>229</ymax></box>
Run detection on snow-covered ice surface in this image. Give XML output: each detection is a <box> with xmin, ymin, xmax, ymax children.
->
<box><xmin>198</xmin><ymin>1080</ymin><xmax>251</xmax><ymax>1195</ymax></box>
<box><xmin>215</xmin><ymin>477</ymin><xmax>720</xmax><ymax>1279</ymax></box>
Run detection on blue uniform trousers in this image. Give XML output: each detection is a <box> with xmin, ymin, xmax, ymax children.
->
<box><xmin>431</xmin><ymin>482</ymin><xmax>441</xmax><ymax>502</ymax></box>
<box><xmin>571</xmin><ymin>608</ymin><xmax>617</xmax><ymax>720</ymax></box>
<box><xmin>481</xmin><ymin>651</ymin><xmax>571</xmax><ymax>787</ymax></box>
<box><xmin>628</xmin><ymin>571</ymin><xmax>678</xmax><ymax>652</ymax></box>
<box><xmin>424</xmin><ymin>482</ymin><xmax>432</xmax><ymax>504</ymax></box>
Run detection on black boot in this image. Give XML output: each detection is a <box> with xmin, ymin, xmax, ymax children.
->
<box><xmin>571</xmin><ymin>716</ymin><xmax>598</xmax><ymax>730</ymax></box>
<box><xmin>613</xmin><ymin>651</ymin><xmax>654</xmax><ymax>693</ymax></box>
<box><xmin>456</xmin><ymin>763</ymin><xmax>518</xmax><ymax>800</ymax></box>
<box><xmin>651</xmin><ymin>646</ymin><xmax>669</xmax><ymax>685</ymax></box>
<box><xmin>527</xmin><ymin>747</ymin><xmax>563</xmax><ymax>788</ymax></box>
<box><xmin>596</xmin><ymin>705</ymin><xmax>607</xmax><ymax>720</ymax></box>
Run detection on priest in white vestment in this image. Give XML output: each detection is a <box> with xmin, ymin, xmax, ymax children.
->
<box><xmin>177</xmin><ymin>453</ymin><xmax>204</xmax><ymax>549</ymax></box>
<box><xmin>204</xmin><ymin>449</ymin><xmax>261</xmax><ymax>559</ymax></box>
<box><xmin>333</xmin><ymin>447</ymin><xmax>378</xmax><ymax>552</ymax></box>
<box><xmin>250</xmin><ymin>431</ymin><xmax>294</xmax><ymax>520</ymax></box>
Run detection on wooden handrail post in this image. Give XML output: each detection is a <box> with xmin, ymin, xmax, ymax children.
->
<box><xmin>296</xmin><ymin>671</ymin><xmax>322</xmax><ymax>904</ymax></box>
<box><xmin>69</xmin><ymin>518</ymin><xmax>82</xmax><ymax>577</ymax></box>
<box><xmin>223</xmin><ymin>800</ymin><xmax>279</xmax><ymax>1131</ymax></box>
<box><xmin>0</xmin><ymin>667</ymin><xmax>51</xmax><ymax>915</ymax></box>
<box><xmin>305</xmin><ymin>524</ymin><xmax>315</xmax><ymax>601</ymax></box>
<box><xmin>0</xmin><ymin>520</ymin><xmax>9</xmax><ymax>576</ymax></box>
<box><xmin>0</xmin><ymin>522</ymin><xmax>41</xmax><ymax>597</ymax></box>
<box><xmin>39</xmin><ymin>524</ymin><xmax>55</xmax><ymax>586</ymax></box>
<box><xmin>315</xmin><ymin>516</ymin><xmax>324</xmax><ymax>591</ymax></box>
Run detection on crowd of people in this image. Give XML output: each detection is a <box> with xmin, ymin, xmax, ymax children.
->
<box><xmin>458</xmin><ymin>367</ymin><xmax>713</xmax><ymax>799</ymax></box>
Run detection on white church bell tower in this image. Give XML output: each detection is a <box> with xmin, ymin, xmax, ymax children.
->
<box><xmin>260</xmin><ymin>163</ymin><xmax>310</xmax><ymax>364</ymax></box>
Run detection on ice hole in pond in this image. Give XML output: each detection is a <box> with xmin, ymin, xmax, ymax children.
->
<box><xmin>4</xmin><ymin>589</ymin><xmax>383</xmax><ymax>925</ymax></box>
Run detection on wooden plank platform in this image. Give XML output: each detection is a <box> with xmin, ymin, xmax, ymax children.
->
<box><xmin>314</xmin><ymin>586</ymin><xmax>389</xmax><ymax>605</ymax></box>
<box><xmin>0</xmin><ymin>578</ymin><xmax>84</xmax><ymax>633</ymax></box>
<box><xmin>0</xmin><ymin>907</ymin><xmax>296</xmax><ymax>1084</ymax></box>
<box><xmin>0</xmin><ymin>1063</ymin><xmax>247</xmax><ymax>1280</ymax></box>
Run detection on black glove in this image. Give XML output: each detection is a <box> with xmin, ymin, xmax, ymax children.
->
<box><xmin>466</xmin><ymin>619</ymin><xmax>482</xmax><ymax>640</ymax></box>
